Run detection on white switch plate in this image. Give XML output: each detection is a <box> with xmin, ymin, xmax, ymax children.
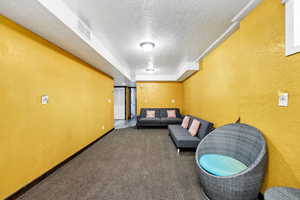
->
<box><xmin>107</xmin><ymin>98</ymin><xmax>111</xmax><ymax>103</ymax></box>
<box><xmin>171</xmin><ymin>99</ymin><xmax>175</xmax><ymax>103</ymax></box>
<box><xmin>102</xmin><ymin>125</ymin><xmax>105</xmax><ymax>130</ymax></box>
<box><xmin>278</xmin><ymin>93</ymin><xmax>288</xmax><ymax>107</ymax></box>
<box><xmin>41</xmin><ymin>95</ymin><xmax>48</xmax><ymax>105</ymax></box>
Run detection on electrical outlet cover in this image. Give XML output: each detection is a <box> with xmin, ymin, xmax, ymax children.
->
<box><xmin>41</xmin><ymin>95</ymin><xmax>48</xmax><ymax>105</ymax></box>
<box><xmin>278</xmin><ymin>93</ymin><xmax>288</xmax><ymax>107</ymax></box>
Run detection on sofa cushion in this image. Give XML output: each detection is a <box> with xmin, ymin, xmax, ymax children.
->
<box><xmin>139</xmin><ymin>117</ymin><xmax>161</xmax><ymax>125</ymax></box>
<box><xmin>188</xmin><ymin>119</ymin><xmax>201</xmax><ymax>136</ymax></box>
<box><xmin>161</xmin><ymin>117</ymin><xmax>182</xmax><ymax>124</ymax></box>
<box><xmin>168</xmin><ymin>124</ymin><xmax>183</xmax><ymax>132</ymax></box>
<box><xmin>199</xmin><ymin>154</ymin><xmax>248</xmax><ymax>176</ymax></box>
<box><xmin>169</xmin><ymin>125</ymin><xmax>201</xmax><ymax>148</ymax></box>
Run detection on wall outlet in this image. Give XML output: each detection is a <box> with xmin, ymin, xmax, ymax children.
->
<box><xmin>171</xmin><ymin>99</ymin><xmax>176</xmax><ymax>103</ymax></box>
<box><xmin>107</xmin><ymin>98</ymin><xmax>111</xmax><ymax>103</ymax></box>
<box><xmin>102</xmin><ymin>125</ymin><xmax>105</xmax><ymax>130</ymax></box>
<box><xmin>278</xmin><ymin>93</ymin><xmax>288</xmax><ymax>107</ymax></box>
<box><xmin>41</xmin><ymin>95</ymin><xmax>48</xmax><ymax>105</ymax></box>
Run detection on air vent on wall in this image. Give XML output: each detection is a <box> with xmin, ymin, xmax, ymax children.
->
<box><xmin>77</xmin><ymin>20</ymin><xmax>91</xmax><ymax>41</ymax></box>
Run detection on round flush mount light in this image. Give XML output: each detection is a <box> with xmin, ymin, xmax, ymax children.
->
<box><xmin>140</xmin><ymin>42</ymin><xmax>155</xmax><ymax>52</ymax></box>
<box><xmin>145</xmin><ymin>68</ymin><xmax>155</xmax><ymax>72</ymax></box>
<box><xmin>145</xmin><ymin>65</ymin><xmax>156</xmax><ymax>72</ymax></box>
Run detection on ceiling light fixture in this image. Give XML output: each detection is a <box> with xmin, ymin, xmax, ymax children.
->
<box><xmin>140</xmin><ymin>42</ymin><xmax>155</xmax><ymax>52</ymax></box>
<box><xmin>146</xmin><ymin>68</ymin><xmax>155</xmax><ymax>72</ymax></box>
<box><xmin>146</xmin><ymin>65</ymin><xmax>156</xmax><ymax>72</ymax></box>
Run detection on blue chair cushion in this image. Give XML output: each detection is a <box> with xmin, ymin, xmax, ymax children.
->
<box><xmin>199</xmin><ymin>154</ymin><xmax>248</xmax><ymax>176</ymax></box>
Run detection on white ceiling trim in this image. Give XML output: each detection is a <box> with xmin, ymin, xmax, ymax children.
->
<box><xmin>37</xmin><ymin>0</ymin><xmax>132</xmax><ymax>80</ymax></box>
<box><xmin>135</xmin><ymin>74</ymin><xmax>178</xmax><ymax>82</ymax></box>
<box><xmin>176</xmin><ymin>62</ymin><xmax>199</xmax><ymax>81</ymax></box>
<box><xmin>135</xmin><ymin>62</ymin><xmax>199</xmax><ymax>82</ymax></box>
<box><xmin>195</xmin><ymin>22</ymin><xmax>240</xmax><ymax>62</ymax></box>
<box><xmin>194</xmin><ymin>0</ymin><xmax>262</xmax><ymax>63</ymax></box>
<box><xmin>231</xmin><ymin>0</ymin><xmax>263</xmax><ymax>23</ymax></box>
<box><xmin>281</xmin><ymin>0</ymin><xmax>289</xmax><ymax>4</ymax></box>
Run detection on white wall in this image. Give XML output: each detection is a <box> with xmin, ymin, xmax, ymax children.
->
<box><xmin>130</xmin><ymin>88</ymin><xmax>136</xmax><ymax>118</ymax></box>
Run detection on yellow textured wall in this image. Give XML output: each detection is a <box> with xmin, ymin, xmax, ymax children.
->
<box><xmin>183</xmin><ymin>34</ymin><xmax>241</xmax><ymax>126</ymax></box>
<box><xmin>137</xmin><ymin>82</ymin><xmax>183</xmax><ymax>114</ymax></box>
<box><xmin>0</xmin><ymin>16</ymin><xmax>114</xmax><ymax>199</ymax></box>
<box><xmin>183</xmin><ymin>0</ymin><xmax>300</xmax><ymax>190</ymax></box>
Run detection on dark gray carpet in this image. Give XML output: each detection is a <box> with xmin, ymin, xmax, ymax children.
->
<box><xmin>17</xmin><ymin>128</ymin><xmax>208</xmax><ymax>200</ymax></box>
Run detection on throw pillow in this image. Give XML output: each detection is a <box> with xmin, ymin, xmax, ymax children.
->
<box><xmin>167</xmin><ymin>110</ymin><xmax>176</xmax><ymax>118</ymax></box>
<box><xmin>146</xmin><ymin>110</ymin><xmax>155</xmax><ymax>118</ymax></box>
<box><xmin>181</xmin><ymin>116</ymin><xmax>190</xmax><ymax>129</ymax></box>
<box><xmin>188</xmin><ymin>120</ymin><xmax>201</xmax><ymax>136</ymax></box>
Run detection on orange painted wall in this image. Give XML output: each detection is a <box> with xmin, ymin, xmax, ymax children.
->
<box><xmin>2</xmin><ymin>0</ymin><xmax>300</xmax><ymax>197</ymax></box>
<box><xmin>0</xmin><ymin>16</ymin><xmax>114</xmax><ymax>199</ymax></box>
<box><xmin>136</xmin><ymin>82</ymin><xmax>183</xmax><ymax>114</ymax></box>
<box><xmin>183</xmin><ymin>0</ymin><xmax>300</xmax><ymax>190</ymax></box>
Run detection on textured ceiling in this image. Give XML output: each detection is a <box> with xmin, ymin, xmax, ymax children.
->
<box><xmin>0</xmin><ymin>0</ymin><xmax>257</xmax><ymax>84</ymax></box>
<box><xmin>62</xmin><ymin>0</ymin><xmax>251</xmax><ymax>78</ymax></box>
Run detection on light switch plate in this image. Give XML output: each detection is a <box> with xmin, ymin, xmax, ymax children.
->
<box><xmin>171</xmin><ymin>99</ymin><xmax>175</xmax><ymax>103</ymax></box>
<box><xmin>41</xmin><ymin>95</ymin><xmax>48</xmax><ymax>105</ymax></box>
<box><xmin>278</xmin><ymin>93</ymin><xmax>288</xmax><ymax>107</ymax></box>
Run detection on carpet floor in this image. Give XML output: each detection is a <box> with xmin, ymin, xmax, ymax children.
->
<box><xmin>17</xmin><ymin>128</ymin><xmax>208</xmax><ymax>200</ymax></box>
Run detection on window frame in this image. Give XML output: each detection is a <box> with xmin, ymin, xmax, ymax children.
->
<box><xmin>285</xmin><ymin>0</ymin><xmax>300</xmax><ymax>56</ymax></box>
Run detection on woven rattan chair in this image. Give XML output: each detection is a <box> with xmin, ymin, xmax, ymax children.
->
<box><xmin>195</xmin><ymin>123</ymin><xmax>267</xmax><ymax>200</ymax></box>
<box><xmin>265</xmin><ymin>187</ymin><xmax>300</xmax><ymax>200</ymax></box>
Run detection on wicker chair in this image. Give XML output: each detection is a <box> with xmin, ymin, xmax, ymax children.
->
<box><xmin>264</xmin><ymin>187</ymin><xmax>300</xmax><ymax>200</ymax></box>
<box><xmin>195</xmin><ymin>123</ymin><xmax>267</xmax><ymax>200</ymax></box>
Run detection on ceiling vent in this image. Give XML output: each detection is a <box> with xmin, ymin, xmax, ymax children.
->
<box><xmin>77</xmin><ymin>20</ymin><xmax>91</xmax><ymax>41</ymax></box>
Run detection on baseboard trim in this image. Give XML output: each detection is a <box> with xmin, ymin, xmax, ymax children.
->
<box><xmin>5</xmin><ymin>128</ymin><xmax>115</xmax><ymax>200</ymax></box>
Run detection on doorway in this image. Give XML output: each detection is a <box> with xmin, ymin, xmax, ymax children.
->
<box><xmin>114</xmin><ymin>86</ymin><xmax>137</xmax><ymax>129</ymax></box>
<box><xmin>114</xmin><ymin>87</ymin><xmax>125</xmax><ymax>120</ymax></box>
